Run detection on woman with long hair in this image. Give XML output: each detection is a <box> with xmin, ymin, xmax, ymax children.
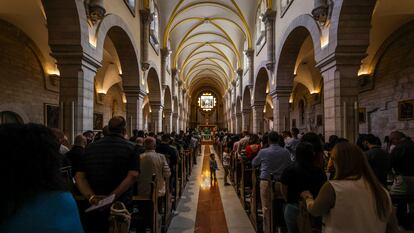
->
<box><xmin>0</xmin><ymin>123</ymin><xmax>83</xmax><ymax>233</ymax></box>
<box><xmin>301</xmin><ymin>141</ymin><xmax>398</xmax><ymax>233</ymax></box>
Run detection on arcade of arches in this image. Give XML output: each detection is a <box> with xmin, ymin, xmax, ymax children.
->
<box><xmin>1</xmin><ymin>0</ymin><xmax>414</xmax><ymax>232</ymax></box>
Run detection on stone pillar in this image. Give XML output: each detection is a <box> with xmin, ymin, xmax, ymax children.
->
<box><xmin>232</xmin><ymin>113</ymin><xmax>237</xmax><ymax>133</ymax></box>
<box><xmin>151</xmin><ymin>103</ymin><xmax>163</xmax><ymax>133</ymax></box>
<box><xmin>319</xmin><ymin>61</ymin><xmax>360</xmax><ymax>142</ymax></box>
<box><xmin>263</xmin><ymin>10</ymin><xmax>276</xmax><ymax>72</ymax></box>
<box><xmin>242</xmin><ymin>109</ymin><xmax>251</xmax><ymax>131</ymax></box>
<box><xmin>124</xmin><ymin>88</ymin><xmax>146</xmax><ymax>135</ymax></box>
<box><xmin>236</xmin><ymin>112</ymin><xmax>242</xmax><ymax>134</ymax></box>
<box><xmin>271</xmin><ymin>87</ymin><xmax>292</xmax><ymax>132</ymax></box>
<box><xmin>172</xmin><ymin>112</ymin><xmax>178</xmax><ymax>132</ymax></box>
<box><xmin>140</xmin><ymin>9</ymin><xmax>151</xmax><ymax>70</ymax></box>
<box><xmin>252</xmin><ymin>104</ymin><xmax>265</xmax><ymax>134</ymax></box>
<box><xmin>163</xmin><ymin>109</ymin><xmax>172</xmax><ymax>133</ymax></box>
<box><xmin>160</xmin><ymin>48</ymin><xmax>171</xmax><ymax>86</ymax></box>
<box><xmin>245</xmin><ymin>49</ymin><xmax>255</xmax><ymax>87</ymax></box>
<box><xmin>56</xmin><ymin>53</ymin><xmax>100</xmax><ymax>143</ymax></box>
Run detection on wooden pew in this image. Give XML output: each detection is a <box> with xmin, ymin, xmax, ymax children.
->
<box><xmin>229</xmin><ymin>151</ymin><xmax>236</xmax><ymax>183</ymax></box>
<box><xmin>133</xmin><ymin>175</ymin><xmax>159</xmax><ymax>233</ymax></box>
<box><xmin>240</xmin><ymin>159</ymin><xmax>253</xmax><ymax>210</ymax></box>
<box><xmin>270</xmin><ymin>179</ymin><xmax>286</xmax><ymax>233</ymax></box>
<box><xmin>160</xmin><ymin>177</ymin><xmax>172</xmax><ymax>233</ymax></box>
<box><xmin>234</xmin><ymin>157</ymin><xmax>242</xmax><ymax>195</ymax></box>
<box><xmin>249</xmin><ymin>168</ymin><xmax>262</xmax><ymax>232</ymax></box>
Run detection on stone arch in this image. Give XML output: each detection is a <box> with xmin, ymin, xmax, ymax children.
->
<box><xmin>95</xmin><ymin>15</ymin><xmax>140</xmax><ymax>89</ymax></box>
<box><xmin>372</xmin><ymin>20</ymin><xmax>414</xmax><ymax>75</ymax></box>
<box><xmin>253</xmin><ymin>67</ymin><xmax>270</xmax><ymax>105</ymax></box>
<box><xmin>147</xmin><ymin>67</ymin><xmax>162</xmax><ymax>104</ymax></box>
<box><xmin>328</xmin><ymin>0</ymin><xmax>376</xmax><ymax>56</ymax></box>
<box><xmin>275</xmin><ymin>21</ymin><xmax>320</xmax><ymax>88</ymax></box>
<box><xmin>41</xmin><ymin>0</ymin><xmax>89</xmax><ymax>54</ymax></box>
<box><xmin>243</xmin><ymin>86</ymin><xmax>252</xmax><ymax>110</ymax></box>
<box><xmin>164</xmin><ymin>86</ymin><xmax>172</xmax><ymax>111</ymax></box>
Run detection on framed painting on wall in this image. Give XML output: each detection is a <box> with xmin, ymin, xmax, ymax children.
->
<box><xmin>398</xmin><ymin>100</ymin><xmax>414</xmax><ymax>121</ymax></box>
<box><xmin>93</xmin><ymin>112</ymin><xmax>104</xmax><ymax>130</ymax></box>
<box><xmin>44</xmin><ymin>103</ymin><xmax>59</xmax><ymax>128</ymax></box>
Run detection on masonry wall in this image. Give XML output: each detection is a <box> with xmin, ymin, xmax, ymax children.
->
<box><xmin>0</xmin><ymin>20</ymin><xmax>58</xmax><ymax>124</ymax></box>
<box><xmin>94</xmin><ymin>85</ymin><xmax>126</xmax><ymax>128</ymax></box>
<box><xmin>359</xmin><ymin>24</ymin><xmax>414</xmax><ymax>140</ymax></box>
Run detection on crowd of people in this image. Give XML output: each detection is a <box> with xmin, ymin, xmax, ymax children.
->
<box><xmin>1</xmin><ymin>115</ymin><xmax>413</xmax><ymax>233</ymax></box>
<box><xmin>215</xmin><ymin>128</ymin><xmax>414</xmax><ymax>233</ymax></box>
<box><xmin>0</xmin><ymin>116</ymin><xmax>201</xmax><ymax>233</ymax></box>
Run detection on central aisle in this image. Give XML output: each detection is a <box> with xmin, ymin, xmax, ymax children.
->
<box><xmin>168</xmin><ymin>145</ymin><xmax>255</xmax><ymax>233</ymax></box>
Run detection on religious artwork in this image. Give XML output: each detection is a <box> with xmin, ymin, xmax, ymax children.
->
<box><xmin>93</xmin><ymin>112</ymin><xmax>104</xmax><ymax>130</ymax></box>
<box><xmin>358</xmin><ymin>108</ymin><xmax>366</xmax><ymax>124</ymax></box>
<box><xmin>44</xmin><ymin>103</ymin><xmax>59</xmax><ymax>128</ymax></box>
<box><xmin>201</xmin><ymin>95</ymin><xmax>214</xmax><ymax>109</ymax></box>
<box><xmin>398</xmin><ymin>100</ymin><xmax>414</xmax><ymax>121</ymax></box>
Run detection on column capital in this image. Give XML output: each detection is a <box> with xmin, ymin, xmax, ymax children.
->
<box><xmin>124</xmin><ymin>86</ymin><xmax>146</xmax><ymax>97</ymax></box>
<box><xmin>150</xmin><ymin>102</ymin><xmax>163</xmax><ymax>110</ymax></box>
<box><xmin>244</xmin><ymin>49</ymin><xmax>254</xmax><ymax>57</ymax></box>
<box><xmin>51</xmin><ymin>49</ymin><xmax>102</xmax><ymax>73</ymax></box>
<box><xmin>139</xmin><ymin>9</ymin><xmax>151</xmax><ymax>24</ymax></box>
<box><xmin>237</xmin><ymin>68</ymin><xmax>243</xmax><ymax>77</ymax></box>
<box><xmin>263</xmin><ymin>10</ymin><xmax>277</xmax><ymax>24</ymax></box>
<box><xmin>231</xmin><ymin>80</ymin><xmax>237</xmax><ymax>87</ymax></box>
<box><xmin>269</xmin><ymin>86</ymin><xmax>292</xmax><ymax>98</ymax></box>
<box><xmin>160</xmin><ymin>47</ymin><xmax>171</xmax><ymax>58</ymax></box>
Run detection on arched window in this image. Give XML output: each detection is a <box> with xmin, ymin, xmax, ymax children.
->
<box><xmin>256</xmin><ymin>0</ymin><xmax>267</xmax><ymax>51</ymax></box>
<box><xmin>149</xmin><ymin>0</ymin><xmax>160</xmax><ymax>48</ymax></box>
<box><xmin>0</xmin><ymin>111</ymin><xmax>23</xmax><ymax>124</ymax></box>
<box><xmin>124</xmin><ymin>0</ymin><xmax>136</xmax><ymax>15</ymax></box>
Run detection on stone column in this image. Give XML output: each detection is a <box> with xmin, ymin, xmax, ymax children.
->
<box><xmin>263</xmin><ymin>10</ymin><xmax>276</xmax><ymax>72</ymax></box>
<box><xmin>245</xmin><ymin>49</ymin><xmax>255</xmax><ymax>87</ymax></box>
<box><xmin>232</xmin><ymin>113</ymin><xmax>237</xmax><ymax>133</ymax></box>
<box><xmin>271</xmin><ymin>86</ymin><xmax>292</xmax><ymax>132</ymax></box>
<box><xmin>139</xmin><ymin>9</ymin><xmax>151</xmax><ymax>70</ymax></box>
<box><xmin>124</xmin><ymin>88</ymin><xmax>146</xmax><ymax>135</ymax></box>
<box><xmin>172</xmin><ymin>112</ymin><xmax>178</xmax><ymax>132</ymax></box>
<box><xmin>242</xmin><ymin>109</ymin><xmax>251</xmax><ymax>131</ymax></box>
<box><xmin>319</xmin><ymin>60</ymin><xmax>360</xmax><ymax>142</ymax></box>
<box><xmin>151</xmin><ymin>103</ymin><xmax>163</xmax><ymax>133</ymax></box>
<box><xmin>56</xmin><ymin>53</ymin><xmax>100</xmax><ymax>143</ymax></box>
<box><xmin>163</xmin><ymin>109</ymin><xmax>172</xmax><ymax>133</ymax></box>
<box><xmin>252</xmin><ymin>104</ymin><xmax>265</xmax><ymax>134</ymax></box>
<box><xmin>160</xmin><ymin>48</ymin><xmax>171</xmax><ymax>86</ymax></box>
<box><xmin>236</xmin><ymin>112</ymin><xmax>242</xmax><ymax>134</ymax></box>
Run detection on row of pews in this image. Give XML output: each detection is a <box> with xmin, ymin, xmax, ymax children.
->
<box><xmin>69</xmin><ymin>148</ymin><xmax>196</xmax><ymax>233</ymax></box>
<box><xmin>217</xmin><ymin>142</ymin><xmax>414</xmax><ymax>233</ymax></box>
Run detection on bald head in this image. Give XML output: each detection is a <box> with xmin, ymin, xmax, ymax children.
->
<box><xmin>144</xmin><ymin>137</ymin><xmax>157</xmax><ymax>150</ymax></box>
<box><xmin>136</xmin><ymin>137</ymin><xmax>144</xmax><ymax>146</ymax></box>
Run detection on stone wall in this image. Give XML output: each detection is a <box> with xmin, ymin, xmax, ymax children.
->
<box><xmin>0</xmin><ymin>20</ymin><xmax>58</xmax><ymax>124</ymax></box>
<box><xmin>359</xmin><ymin>22</ymin><xmax>414</xmax><ymax>140</ymax></box>
<box><xmin>94</xmin><ymin>84</ymin><xmax>126</xmax><ymax>128</ymax></box>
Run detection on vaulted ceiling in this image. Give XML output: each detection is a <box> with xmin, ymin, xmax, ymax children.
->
<box><xmin>159</xmin><ymin>0</ymin><xmax>260</xmax><ymax>96</ymax></box>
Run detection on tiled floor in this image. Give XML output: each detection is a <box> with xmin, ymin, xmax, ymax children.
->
<box><xmin>167</xmin><ymin>145</ymin><xmax>255</xmax><ymax>233</ymax></box>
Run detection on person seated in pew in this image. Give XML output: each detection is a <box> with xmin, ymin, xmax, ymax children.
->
<box><xmin>0</xmin><ymin>123</ymin><xmax>84</xmax><ymax>233</ymax></box>
<box><xmin>280</xmin><ymin>142</ymin><xmax>327</xmax><ymax>233</ymax></box>
<box><xmin>252</xmin><ymin>131</ymin><xmax>292</xmax><ymax>233</ymax></box>
<box><xmin>301</xmin><ymin>141</ymin><xmax>399</xmax><ymax>233</ymax></box>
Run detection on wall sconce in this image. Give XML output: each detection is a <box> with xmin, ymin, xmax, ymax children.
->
<box><xmin>86</xmin><ymin>0</ymin><xmax>106</xmax><ymax>24</ymax></box>
<box><xmin>311</xmin><ymin>0</ymin><xmax>332</xmax><ymax>27</ymax></box>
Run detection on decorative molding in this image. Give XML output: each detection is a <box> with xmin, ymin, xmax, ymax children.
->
<box><xmin>311</xmin><ymin>0</ymin><xmax>333</xmax><ymax>27</ymax></box>
<box><xmin>86</xmin><ymin>0</ymin><xmax>106</xmax><ymax>25</ymax></box>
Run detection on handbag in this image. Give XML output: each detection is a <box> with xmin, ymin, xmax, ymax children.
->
<box><xmin>108</xmin><ymin>202</ymin><xmax>131</xmax><ymax>233</ymax></box>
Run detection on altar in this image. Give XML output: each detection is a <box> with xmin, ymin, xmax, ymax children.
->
<box><xmin>198</xmin><ymin>125</ymin><xmax>216</xmax><ymax>140</ymax></box>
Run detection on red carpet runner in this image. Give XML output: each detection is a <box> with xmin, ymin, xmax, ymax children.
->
<box><xmin>194</xmin><ymin>145</ymin><xmax>229</xmax><ymax>233</ymax></box>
